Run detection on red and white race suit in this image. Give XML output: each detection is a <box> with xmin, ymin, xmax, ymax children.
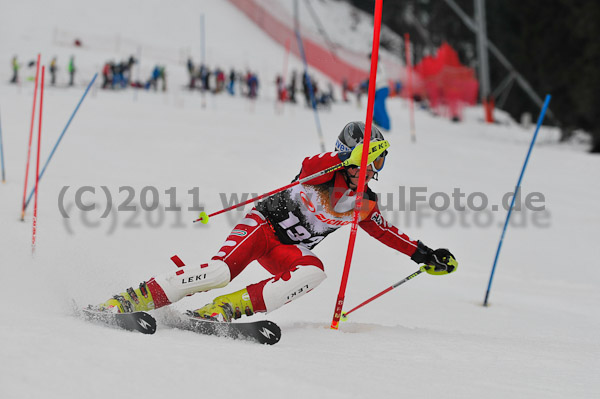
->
<box><xmin>150</xmin><ymin>152</ymin><xmax>420</xmax><ymax>314</ymax></box>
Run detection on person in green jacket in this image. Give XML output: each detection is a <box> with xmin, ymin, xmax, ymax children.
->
<box><xmin>10</xmin><ymin>56</ymin><xmax>19</xmax><ymax>84</ymax></box>
<box><xmin>68</xmin><ymin>56</ymin><xmax>76</xmax><ymax>86</ymax></box>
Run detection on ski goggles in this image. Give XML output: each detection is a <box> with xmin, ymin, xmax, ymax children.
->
<box><xmin>372</xmin><ymin>152</ymin><xmax>386</xmax><ymax>172</ymax></box>
<box><xmin>345</xmin><ymin>152</ymin><xmax>386</xmax><ymax>175</ymax></box>
<box><xmin>336</xmin><ymin>140</ymin><xmax>387</xmax><ymax>172</ymax></box>
<box><xmin>345</xmin><ymin>151</ymin><xmax>387</xmax><ymax>172</ymax></box>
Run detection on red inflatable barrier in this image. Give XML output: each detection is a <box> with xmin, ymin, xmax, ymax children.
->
<box><xmin>414</xmin><ymin>42</ymin><xmax>478</xmax><ymax>120</ymax></box>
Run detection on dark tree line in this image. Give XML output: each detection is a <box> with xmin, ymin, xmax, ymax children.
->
<box><xmin>346</xmin><ymin>0</ymin><xmax>600</xmax><ymax>152</ymax></box>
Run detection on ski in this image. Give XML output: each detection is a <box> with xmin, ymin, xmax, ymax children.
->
<box><xmin>80</xmin><ymin>308</ymin><xmax>157</xmax><ymax>334</ymax></box>
<box><xmin>167</xmin><ymin>313</ymin><xmax>281</xmax><ymax>345</ymax></box>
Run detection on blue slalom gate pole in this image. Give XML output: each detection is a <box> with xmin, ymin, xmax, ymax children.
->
<box><xmin>483</xmin><ymin>94</ymin><xmax>551</xmax><ymax>306</ymax></box>
<box><xmin>24</xmin><ymin>73</ymin><xmax>98</xmax><ymax>210</ymax></box>
<box><xmin>293</xmin><ymin>0</ymin><xmax>326</xmax><ymax>152</ymax></box>
<box><xmin>0</xmin><ymin>107</ymin><xmax>6</xmax><ymax>182</ymax></box>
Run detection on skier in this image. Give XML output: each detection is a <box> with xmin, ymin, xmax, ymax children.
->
<box><xmin>247</xmin><ymin>72</ymin><xmax>259</xmax><ymax>98</ymax></box>
<box><xmin>49</xmin><ymin>57</ymin><xmax>57</xmax><ymax>86</ymax></box>
<box><xmin>68</xmin><ymin>56</ymin><xmax>76</xmax><ymax>86</ymax></box>
<box><xmin>227</xmin><ymin>68</ymin><xmax>236</xmax><ymax>95</ymax></box>
<box><xmin>288</xmin><ymin>70</ymin><xmax>297</xmax><ymax>103</ymax></box>
<box><xmin>371</xmin><ymin>54</ymin><xmax>391</xmax><ymax>131</ymax></box>
<box><xmin>96</xmin><ymin>122</ymin><xmax>457</xmax><ymax>321</ymax></box>
<box><xmin>187</xmin><ymin>58</ymin><xmax>196</xmax><ymax>89</ymax></box>
<box><xmin>147</xmin><ymin>65</ymin><xmax>161</xmax><ymax>91</ymax></box>
<box><xmin>10</xmin><ymin>56</ymin><xmax>19</xmax><ymax>84</ymax></box>
<box><xmin>101</xmin><ymin>62</ymin><xmax>112</xmax><ymax>89</ymax></box>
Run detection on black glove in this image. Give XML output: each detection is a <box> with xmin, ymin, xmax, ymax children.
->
<box><xmin>411</xmin><ymin>241</ymin><xmax>458</xmax><ymax>274</ymax></box>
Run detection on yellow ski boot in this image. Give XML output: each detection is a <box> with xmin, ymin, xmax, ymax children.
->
<box><xmin>192</xmin><ymin>288</ymin><xmax>254</xmax><ymax>322</ymax></box>
<box><xmin>98</xmin><ymin>282</ymin><xmax>156</xmax><ymax>313</ymax></box>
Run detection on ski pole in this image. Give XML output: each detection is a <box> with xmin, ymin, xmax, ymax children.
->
<box><xmin>341</xmin><ymin>265</ymin><xmax>429</xmax><ymax>321</ymax></box>
<box><xmin>193</xmin><ymin>140</ymin><xmax>390</xmax><ymax>224</ymax></box>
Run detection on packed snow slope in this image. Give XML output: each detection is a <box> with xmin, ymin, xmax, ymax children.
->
<box><xmin>0</xmin><ymin>1</ymin><xmax>598</xmax><ymax>398</ymax></box>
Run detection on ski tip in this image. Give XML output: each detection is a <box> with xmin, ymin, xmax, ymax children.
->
<box><xmin>259</xmin><ymin>321</ymin><xmax>281</xmax><ymax>345</ymax></box>
<box><xmin>118</xmin><ymin>312</ymin><xmax>157</xmax><ymax>334</ymax></box>
<box><xmin>80</xmin><ymin>308</ymin><xmax>157</xmax><ymax>335</ymax></box>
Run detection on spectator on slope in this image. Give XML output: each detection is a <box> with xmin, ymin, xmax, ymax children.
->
<box><xmin>110</xmin><ymin>62</ymin><xmax>119</xmax><ymax>89</ymax></box>
<box><xmin>148</xmin><ymin>65</ymin><xmax>161</xmax><ymax>91</ymax></box>
<box><xmin>101</xmin><ymin>62</ymin><xmax>112</xmax><ymax>89</ymax></box>
<box><xmin>370</xmin><ymin>53</ymin><xmax>390</xmax><ymax>131</ymax></box>
<box><xmin>342</xmin><ymin>78</ymin><xmax>351</xmax><ymax>102</ymax></box>
<box><xmin>327</xmin><ymin>83</ymin><xmax>336</xmax><ymax>103</ymax></box>
<box><xmin>68</xmin><ymin>56</ymin><xmax>76</xmax><ymax>86</ymax></box>
<box><xmin>302</xmin><ymin>72</ymin><xmax>312</xmax><ymax>107</ymax></box>
<box><xmin>200</xmin><ymin>64</ymin><xmax>211</xmax><ymax>92</ymax></box>
<box><xmin>227</xmin><ymin>68</ymin><xmax>236</xmax><ymax>95</ymax></box>
<box><xmin>93</xmin><ymin>121</ymin><xmax>457</xmax><ymax>322</ymax></box>
<box><xmin>187</xmin><ymin>58</ymin><xmax>196</xmax><ymax>90</ymax></box>
<box><xmin>123</xmin><ymin>56</ymin><xmax>136</xmax><ymax>87</ymax></box>
<box><xmin>49</xmin><ymin>57</ymin><xmax>57</xmax><ymax>86</ymax></box>
<box><xmin>288</xmin><ymin>70</ymin><xmax>297</xmax><ymax>103</ymax></box>
<box><xmin>276</xmin><ymin>75</ymin><xmax>287</xmax><ymax>102</ymax></box>
<box><xmin>247</xmin><ymin>71</ymin><xmax>259</xmax><ymax>99</ymax></box>
<box><xmin>356</xmin><ymin>79</ymin><xmax>368</xmax><ymax>107</ymax></box>
<box><xmin>215</xmin><ymin>68</ymin><xmax>225</xmax><ymax>93</ymax></box>
<box><xmin>159</xmin><ymin>66</ymin><xmax>166</xmax><ymax>91</ymax></box>
<box><xmin>10</xmin><ymin>56</ymin><xmax>19</xmax><ymax>84</ymax></box>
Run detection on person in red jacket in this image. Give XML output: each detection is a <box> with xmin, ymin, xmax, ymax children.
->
<box><xmin>97</xmin><ymin>121</ymin><xmax>457</xmax><ymax>321</ymax></box>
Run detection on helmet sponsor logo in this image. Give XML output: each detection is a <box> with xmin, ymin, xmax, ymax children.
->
<box><xmin>335</xmin><ymin>140</ymin><xmax>352</xmax><ymax>152</ymax></box>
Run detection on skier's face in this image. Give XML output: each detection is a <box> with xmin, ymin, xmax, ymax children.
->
<box><xmin>346</xmin><ymin>165</ymin><xmax>375</xmax><ymax>190</ymax></box>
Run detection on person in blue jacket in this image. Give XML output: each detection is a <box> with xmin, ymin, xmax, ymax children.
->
<box><xmin>371</xmin><ymin>53</ymin><xmax>390</xmax><ymax>131</ymax></box>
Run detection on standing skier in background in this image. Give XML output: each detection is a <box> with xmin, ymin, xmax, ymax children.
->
<box><xmin>49</xmin><ymin>57</ymin><xmax>57</xmax><ymax>86</ymax></box>
<box><xmin>10</xmin><ymin>56</ymin><xmax>19</xmax><ymax>84</ymax></box>
<box><xmin>97</xmin><ymin>122</ymin><xmax>457</xmax><ymax>321</ymax></box>
<box><xmin>68</xmin><ymin>56</ymin><xmax>76</xmax><ymax>86</ymax></box>
<box><xmin>371</xmin><ymin>53</ymin><xmax>391</xmax><ymax>131</ymax></box>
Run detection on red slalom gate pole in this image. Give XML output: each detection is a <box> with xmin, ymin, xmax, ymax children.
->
<box><xmin>330</xmin><ymin>0</ymin><xmax>383</xmax><ymax>330</ymax></box>
<box><xmin>404</xmin><ymin>34</ymin><xmax>416</xmax><ymax>143</ymax></box>
<box><xmin>21</xmin><ymin>53</ymin><xmax>41</xmax><ymax>221</ymax></box>
<box><xmin>32</xmin><ymin>66</ymin><xmax>45</xmax><ymax>253</ymax></box>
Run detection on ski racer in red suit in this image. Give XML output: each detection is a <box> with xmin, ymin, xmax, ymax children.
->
<box><xmin>98</xmin><ymin>122</ymin><xmax>457</xmax><ymax>321</ymax></box>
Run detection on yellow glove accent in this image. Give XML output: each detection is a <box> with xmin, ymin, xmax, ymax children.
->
<box><xmin>423</xmin><ymin>256</ymin><xmax>459</xmax><ymax>276</ymax></box>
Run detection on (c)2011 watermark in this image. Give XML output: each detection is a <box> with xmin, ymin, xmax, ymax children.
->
<box><xmin>58</xmin><ymin>185</ymin><xmax>551</xmax><ymax>234</ymax></box>
<box><xmin>58</xmin><ymin>185</ymin><xmax>207</xmax><ymax>235</ymax></box>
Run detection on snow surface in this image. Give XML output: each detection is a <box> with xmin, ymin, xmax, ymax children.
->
<box><xmin>0</xmin><ymin>1</ymin><xmax>598</xmax><ymax>398</ymax></box>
